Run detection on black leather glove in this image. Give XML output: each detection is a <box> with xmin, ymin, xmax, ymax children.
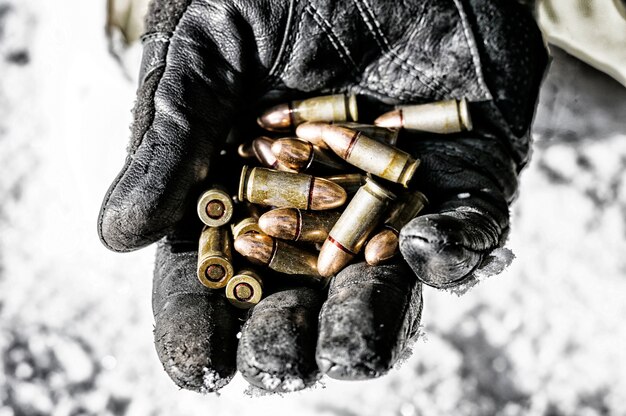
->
<box><xmin>98</xmin><ymin>0</ymin><xmax>547</xmax><ymax>392</ymax></box>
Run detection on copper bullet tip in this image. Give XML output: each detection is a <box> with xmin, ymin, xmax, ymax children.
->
<box><xmin>253</xmin><ymin>137</ymin><xmax>295</xmax><ymax>172</ymax></box>
<box><xmin>271</xmin><ymin>138</ymin><xmax>313</xmax><ymax>171</ymax></box>
<box><xmin>258</xmin><ymin>208</ymin><xmax>299</xmax><ymax>240</ymax></box>
<box><xmin>252</xmin><ymin>136</ymin><xmax>279</xmax><ymax>168</ymax></box>
<box><xmin>364</xmin><ymin>228</ymin><xmax>400</xmax><ymax>266</ymax></box>
<box><xmin>317</xmin><ymin>238</ymin><xmax>355</xmax><ymax>278</ymax></box>
<box><xmin>295</xmin><ymin>122</ymin><xmax>328</xmax><ymax>147</ymax></box>
<box><xmin>297</xmin><ymin>123</ymin><xmax>356</xmax><ymax>158</ymax></box>
<box><xmin>238</xmin><ymin>141</ymin><xmax>256</xmax><ymax>159</ymax></box>
<box><xmin>257</xmin><ymin>103</ymin><xmax>292</xmax><ymax>131</ymax></box>
<box><xmin>374</xmin><ymin>109</ymin><xmax>403</xmax><ymax>128</ymax></box>
<box><xmin>310</xmin><ymin>178</ymin><xmax>347</xmax><ymax>210</ymax></box>
<box><xmin>234</xmin><ymin>233</ymin><xmax>275</xmax><ymax>266</ymax></box>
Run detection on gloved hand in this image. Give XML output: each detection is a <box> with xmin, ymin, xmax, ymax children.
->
<box><xmin>98</xmin><ymin>0</ymin><xmax>547</xmax><ymax>392</ymax></box>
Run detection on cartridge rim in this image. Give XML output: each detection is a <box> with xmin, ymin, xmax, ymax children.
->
<box><xmin>364</xmin><ymin>177</ymin><xmax>397</xmax><ymax>201</ymax></box>
<box><xmin>459</xmin><ymin>98</ymin><xmax>473</xmax><ymax>131</ymax></box>
<box><xmin>197</xmin><ymin>188</ymin><xmax>234</xmax><ymax>227</ymax></box>
<box><xmin>238</xmin><ymin>141</ymin><xmax>256</xmax><ymax>159</ymax></box>
<box><xmin>238</xmin><ymin>165</ymin><xmax>251</xmax><ymax>203</ymax></box>
<box><xmin>226</xmin><ymin>270</ymin><xmax>263</xmax><ymax>309</ymax></box>
<box><xmin>232</xmin><ymin>217</ymin><xmax>263</xmax><ymax>239</ymax></box>
<box><xmin>397</xmin><ymin>157</ymin><xmax>420</xmax><ymax>188</ymax></box>
<box><xmin>347</xmin><ymin>94</ymin><xmax>358</xmax><ymax>122</ymax></box>
<box><xmin>412</xmin><ymin>190</ymin><xmax>429</xmax><ymax>207</ymax></box>
<box><xmin>197</xmin><ymin>254</ymin><xmax>234</xmax><ymax>289</ymax></box>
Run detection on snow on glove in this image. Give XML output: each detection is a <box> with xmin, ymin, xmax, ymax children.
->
<box><xmin>98</xmin><ymin>0</ymin><xmax>547</xmax><ymax>392</ymax></box>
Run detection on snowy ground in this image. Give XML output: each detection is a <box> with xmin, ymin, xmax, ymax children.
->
<box><xmin>1</xmin><ymin>1</ymin><xmax>626</xmax><ymax>415</ymax></box>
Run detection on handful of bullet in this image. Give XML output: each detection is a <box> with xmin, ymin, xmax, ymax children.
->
<box><xmin>196</xmin><ymin>93</ymin><xmax>472</xmax><ymax>309</ymax></box>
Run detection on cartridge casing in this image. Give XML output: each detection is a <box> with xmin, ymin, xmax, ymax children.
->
<box><xmin>299</xmin><ymin>124</ymin><xmax>419</xmax><ymax>187</ymax></box>
<box><xmin>197</xmin><ymin>226</ymin><xmax>234</xmax><ymax>289</ymax></box>
<box><xmin>238</xmin><ymin>166</ymin><xmax>346</xmax><ymax>210</ymax></box>
<box><xmin>197</xmin><ymin>186</ymin><xmax>234</xmax><ymax>227</ymax></box>
<box><xmin>341</xmin><ymin>131</ymin><xmax>418</xmax><ymax>187</ymax></box>
<box><xmin>390</xmin><ymin>99</ymin><xmax>472</xmax><ymax>133</ymax></box>
<box><xmin>333</xmin><ymin>122</ymin><xmax>400</xmax><ymax>146</ymax></box>
<box><xmin>291</xmin><ymin>94</ymin><xmax>358</xmax><ymax>126</ymax></box>
<box><xmin>225</xmin><ymin>269</ymin><xmax>263</xmax><ymax>309</ymax></box>
<box><xmin>318</xmin><ymin>178</ymin><xmax>395</xmax><ymax>277</ymax></box>
<box><xmin>270</xmin><ymin>239</ymin><xmax>323</xmax><ymax>283</ymax></box>
<box><xmin>257</xmin><ymin>94</ymin><xmax>358</xmax><ymax>131</ymax></box>
<box><xmin>234</xmin><ymin>234</ymin><xmax>328</xmax><ymax>287</ymax></box>
<box><xmin>327</xmin><ymin>178</ymin><xmax>396</xmax><ymax>254</ymax></box>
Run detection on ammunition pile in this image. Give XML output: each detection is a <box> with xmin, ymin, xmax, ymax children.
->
<box><xmin>197</xmin><ymin>93</ymin><xmax>472</xmax><ymax>309</ymax></box>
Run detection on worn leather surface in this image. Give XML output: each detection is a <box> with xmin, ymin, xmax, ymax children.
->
<box><xmin>317</xmin><ymin>262</ymin><xmax>422</xmax><ymax>379</ymax></box>
<box><xmin>98</xmin><ymin>0</ymin><xmax>548</xmax><ymax>392</ymax></box>
<box><xmin>237</xmin><ymin>288</ymin><xmax>323</xmax><ymax>391</ymax></box>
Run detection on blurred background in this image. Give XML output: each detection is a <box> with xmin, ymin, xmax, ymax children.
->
<box><xmin>0</xmin><ymin>0</ymin><xmax>625</xmax><ymax>415</ymax></box>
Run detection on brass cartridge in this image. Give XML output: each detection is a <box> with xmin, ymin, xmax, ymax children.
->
<box><xmin>317</xmin><ymin>178</ymin><xmax>396</xmax><ymax>277</ymax></box>
<box><xmin>364</xmin><ymin>190</ymin><xmax>428</xmax><ymax>265</ymax></box>
<box><xmin>296</xmin><ymin>122</ymin><xmax>399</xmax><ymax>148</ymax></box>
<box><xmin>257</xmin><ymin>94</ymin><xmax>358</xmax><ymax>132</ymax></box>
<box><xmin>258</xmin><ymin>208</ymin><xmax>341</xmax><ymax>243</ymax></box>
<box><xmin>225</xmin><ymin>269</ymin><xmax>263</xmax><ymax>309</ymax></box>
<box><xmin>197</xmin><ymin>186</ymin><xmax>234</xmax><ymax>227</ymax></box>
<box><xmin>296</xmin><ymin>124</ymin><xmax>419</xmax><ymax>187</ymax></box>
<box><xmin>197</xmin><ymin>226</ymin><xmax>234</xmax><ymax>289</ymax></box>
<box><xmin>271</xmin><ymin>137</ymin><xmax>346</xmax><ymax>172</ymax></box>
<box><xmin>374</xmin><ymin>98</ymin><xmax>472</xmax><ymax>134</ymax></box>
<box><xmin>238</xmin><ymin>166</ymin><xmax>347</xmax><ymax>210</ymax></box>
<box><xmin>234</xmin><ymin>233</ymin><xmax>327</xmax><ymax>287</ymax></box>
<box><xmin>332</xmin><ymin>122</ymin><xmax>400</xmax><ymax>146</ymax></box>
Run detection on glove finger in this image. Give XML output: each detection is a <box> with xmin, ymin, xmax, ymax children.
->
<box><xmin>153</xmin><ymin>235</ymin><xmax>240</xmax><ymax>392</ymax></box>
<box><xmin>237</xmin><ymin>287</ymin><xmax>324</xmax><ymax>392</ymax></box>
<box><xmin>399</xmin><ymin>134</ymin><xmax>514</xmax><ymax>289</ymax></box>
<box><xmin>316</xmin><ymin>262</ymin><xmax>423</xmax><ymax>380</ymax></box>
<box><xmin>99</xmin><ymin>0</ymin><xmax>247</xmax><ymax>252</ymax></box>
<box><xmin>399</xmin><ymin>207</ymin><xmax>504</xmax><ymax>289</ymax></box>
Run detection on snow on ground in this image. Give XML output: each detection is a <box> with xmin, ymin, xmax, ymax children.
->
<box><xmin>1</xmin><ymin>1</ymin><xmax>626</xmax><ymax>415</ymax></box>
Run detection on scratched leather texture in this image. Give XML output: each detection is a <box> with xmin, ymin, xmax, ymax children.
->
<box><xmin>98</xmin><ymin>0</ymin><xmax>548</xmax><ymax>392</ymax></box>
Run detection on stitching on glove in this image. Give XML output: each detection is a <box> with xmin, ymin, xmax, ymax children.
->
<box><xmin>416</xmin><ymin>141</ymin><xmax>513</xmax><ymax>194</ymax></box>
<box><xmin>303</xmin><ymin>2</ymin><xmax>360</xmax><ymax>76</ymax></box>
<box><xmin>267</xmin><ymin>0</ymin><xmax>297</xmax><ymax>80</ymax></box>
<box><xmin>354</xmin><ymin>0</ymin><xmax>445</xmax><ymax>97</ymax></box>
<box><xmin>358</xmin><ymin>81</ymin><xmax>422</xmax><ymax>102</ymax></box>
<box><xmin>280</xmin><ymin>4</ymin><xmax>307</xmax><ymax>83</ymax></box>
<box><xmin>138</xmin><ymin>34</ymin><xmax>170</xmax><ymax>89</ymax></box>
<box><xmin>451</xmin><ymin>0</ymin><xmax>492</xmax><ymax>100</ymax></box>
